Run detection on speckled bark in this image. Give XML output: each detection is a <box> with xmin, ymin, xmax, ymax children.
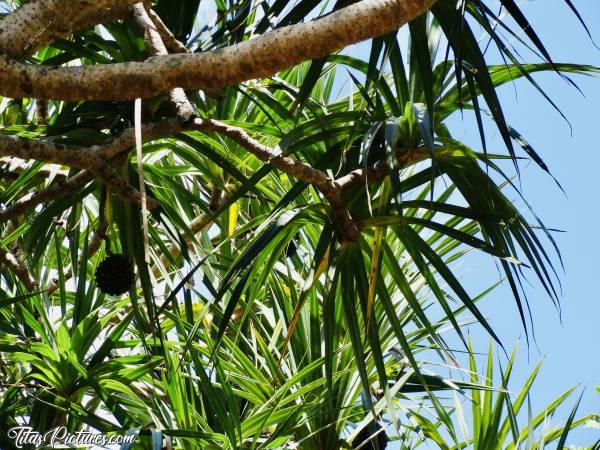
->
<box><xmin>148</xmin><ymin>9</ymin><xmax>190</xmax><ymax>54</ymax></box>
<box><xmin>90</xmin><ymin>161</ymin><xmax>159</xmax><ymax>209</ymax></box>
<box><xmin>0</xmin><ymin>0</ymin><xmax>139</xmax><ymax>57</ymax></box>
<box><xmin>132</xmin><ymin>4</ymin><xmax>168</xmax><ymax>55</ymax></box>
<box><xmin>336</xmin><ymin>161</ymin><xmax>389</xmax><ymax>190</ymax></box>
<box><xmin>97</xmin><ymin>119</ymin><xmax>186</xmax><ymax>159</ymax></box>
<box><xmin>0</xmin><ymin>112</ymin><xmax>424</xmax><ymax>243</ymax></box>
<box><xmin>0</xmin><ymin>119</ymin><xmax>191</xmax><ymax>224</ymax></box>
<box><xmin>0</xmin><ymin>113</ymin><xmax>398</xmax><ymax>240</ymax></box>
<box><xmin>0</xmin><ymin>0</ymin><xmax>447</xmax><ymax>288</ymax></box>
<box><xmin>0</xmin><ymin>0</ymin><xmax>436</xmax><ymax>100</ymax></box>
<box><xmin>0</xmin><ymin>134</ymin><xmax>157</xmax><ymax>208</ymax></box>
<box><xmin>132</xmin><ymin>3</ymin><xmax>196</xmax><ymax>121</ymax></box>
<box><xmin>0</xmin><ymin>119</ymin><xmax>187</xmax><ymax>170</ymax></box>
<box><xmin>0</xmin><ymin>135</ymin><xmax>103</xmax><ymax>169</ymax></box>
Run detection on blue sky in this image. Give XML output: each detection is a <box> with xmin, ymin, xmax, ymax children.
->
<box><xmin>332</xmin><ymin>1</ymin><xmax>600</xmax><ymax>445</ymax></box>
<box><xmin>441</xmin><ymin>0</ymin><xmax>600</xmax><ymax>445</ymax></box>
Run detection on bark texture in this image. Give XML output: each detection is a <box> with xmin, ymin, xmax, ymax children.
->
<box><xmin>0</xmin><ymin>0</ymin><xmax>435</xmax><ymax>100</ymax></box>
<box><xmin>0</xmin><ymin>113</ymin><xmax>424</xmax><ymax>239</ymax></box>
<box><xmin>0</xmin><ymin>0</ymin><xmax>139</xmax><ymax>57</ymax></box>
<box><xmin>0</xmin><ymin>0</ymin><xmax>439</xmax><ymax>263</ymax></box>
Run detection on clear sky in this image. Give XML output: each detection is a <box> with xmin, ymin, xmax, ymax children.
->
<box><xmin>442</xmin><ymin>0</ymin><xmax>600</xmax><ymax>445</ymax></box>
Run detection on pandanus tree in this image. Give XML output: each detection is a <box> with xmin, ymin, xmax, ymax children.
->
<box><xmin>0</xmin><ymin>0</ymin><xmax>598</xmax><ymax>449</ymax></box>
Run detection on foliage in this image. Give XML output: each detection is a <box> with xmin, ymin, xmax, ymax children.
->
<box><xmin>0</xmin><ymin>0</ymin><xmax>598</xmax><ymax>449</ymax></box>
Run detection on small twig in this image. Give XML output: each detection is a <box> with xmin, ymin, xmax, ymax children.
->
<box><xmin>148</xmin><ymin>9</ymin><xmax>190</xmax><ymax>54</ymax></box>
<box><xmin>0</xmin><ymin>171</ymin><xmax>93</xmax><ymax>224</ymax></box>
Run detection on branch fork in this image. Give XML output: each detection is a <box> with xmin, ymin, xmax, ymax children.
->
<box><xmin>0</xmin><ymin>0</ymin><xmax>437</xmax><ymax>289</ymax></box>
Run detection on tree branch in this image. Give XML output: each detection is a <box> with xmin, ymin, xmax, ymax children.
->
<box><xmin>336</xmin><ymin>161</ymin><xmax>390</xmax><ymax>190</ymax></box>
<box><xmin>0</xmin><ymin>171</ymin><xmax>92</xmax><ymax>224</ymax></box>
<box><xmin>90</xmin><ymin>160</ymin><xmax>158</xmax><ymax>209</ymax></box>
<box><xmin>192</xmin><ymin>118</ymin><xmax>360</xmax><ymax>241</ymax></box>
<box><xmin>132</xmin><ymin>3</ymin><xmax>196</xmax><ymax>121</ymax></box>
<box><xmin>0</xmin><ymin>135</ymin><xmax>106</xmax><ymax>170</ymax></box>
<box><xmin>148</xmin><ymin>9</ymin><xmax>190</xmax><ymax>54</ymax></box>
<box><xmin>0</xmin><ymin>119</ymin><xmax>187</xmax><ymax>224</ymax></box>
<box><xmin>1</xmin><ymin>113</ymin><xmax>423</xmax><ymax>240</ymax></box>
<box><xmin>0</xmin><ymin>247</ymin><xmax>37</xmax><ymax>292</ymax></box>
<box><xmin>0</xmin><ymin>137</ymin><xmax>156</xmax><ymax>209</ymax></box>
<box><xmin>336</xmin><ymin>150</ymin><xmax>428</xmax><ymax>190</ymax></box>
<box><xmin>0</xmin><ymin>0</ymin><xmax>435</xmax><ymax>100</ymax></box>
<box><xmin>0</xmin><ymin>157</ymin><xmax>68</xmax><ymax>182</ymax></box>
<box><xmin>0</xmin><ymin>0</ymin><xmax>140</xmax><ymax>57</ymax></box>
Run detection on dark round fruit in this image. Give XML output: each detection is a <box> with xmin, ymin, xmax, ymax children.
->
<box><xmin>94</xmin><ymin>254</ymin><xmax>135</xmax><ymax>296</ymax></box>
<box><xmin>352</xmin><ymin>422</ymin><xmax>388</xmax><ymax>450</ymax></box>
<box><xmin>284</xmin><ymin>240</ymin><xmax>298</xmax><ymax>258</ymax></box>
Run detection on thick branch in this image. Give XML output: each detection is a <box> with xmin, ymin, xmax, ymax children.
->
<box><xmin>0</xmin><ymin>135</ymin><xmax>157</xmax><ymax>209</ymax></box>
<box><xmin>132</xmin><ymin>3</ymin><xmax>196</xmax><ymax>121</ymax></box>
<box><xmin>0</xmin><ymin>0</ymin><xmax>139</xmax><ymax>57</ymax></box>
<box><xmin>70</xmin><ymin>5</ymin><xmax>137</xmax><ymax>39</ymax></box>
<box><xmin>0</xmin><ymin>0</ymin><xmax>435</xmax><ymax>100</ymax></box>
<box><xmin>97</xmin><ymin>118</ymin><xmax>185</xmax><ymax>160</ymax></box>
